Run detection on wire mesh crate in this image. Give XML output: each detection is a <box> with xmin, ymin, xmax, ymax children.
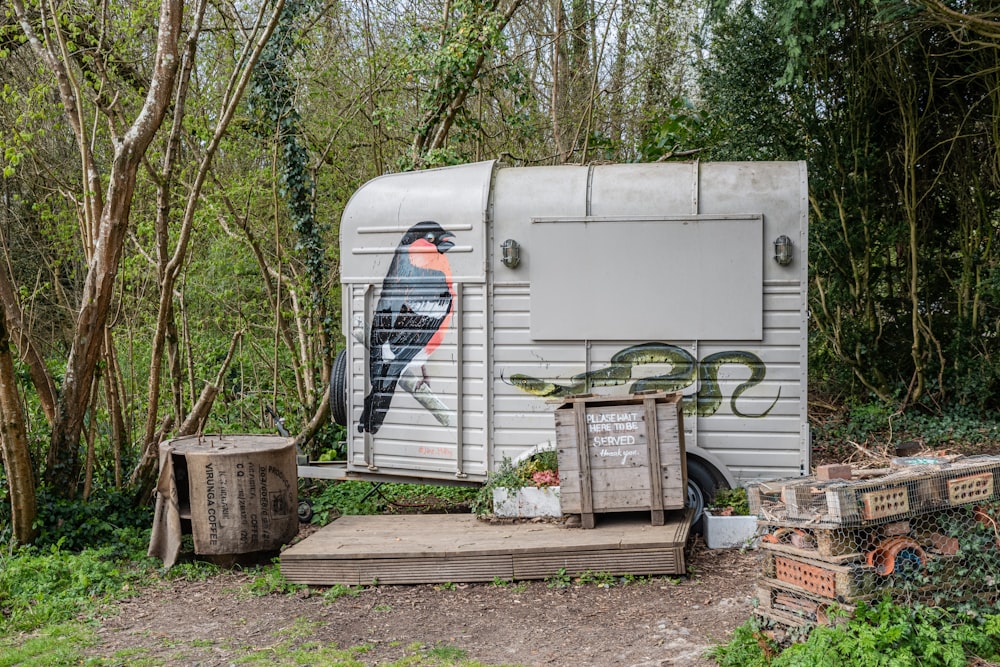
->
<box><xmin>751</xmin><ymin>454</ymin><xmax>1000</xmax><ymax>630</ymax></box>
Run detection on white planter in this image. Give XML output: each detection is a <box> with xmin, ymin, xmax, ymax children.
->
<box><xmin>492</xmin><ymin>486</ymin><xmax>561</xmax><ymax>518</ymax></box>
<box><xmin>703</xmin><ymin>511</ymin><xmax>758</xmax><ymax>549</ymax></box>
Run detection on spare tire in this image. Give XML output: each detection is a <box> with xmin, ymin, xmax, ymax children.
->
<box><xmin>330</xmin><ymin>348</ymin><xmax>348</xmax><ymax>426</ymax></box>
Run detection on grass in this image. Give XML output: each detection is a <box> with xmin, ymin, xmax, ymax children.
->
<box><xmin>243</xmin><ymin>559</ymin><xmax>307</xmax><ymax>597</ymax></box>
<box><xmin>0</xmin><ymin>541</ymin><xmax>153</xmax><ymax>634</ymax></box>
<box><xmin>104</xmin><ymin>647</ymin><xmax>162</xmax><ymax>666</ymax></box>
<box><xmin>322</xmin><ymin>583</ymin><xmax>365</xmax><ymax>601</ymax></box>
<box><xmin>231</xmin><ymin>640</ymin><xmax>370</xmax><ymax>666</ymax></box>
<box><xmin>0</xmin><ymin>619</ymin><xmax>500</xmax><ymax>667</ymax></box>
<box><xmin>545</xmin><ymin>570</ymin><xmax>571</xmax><ymax>588</ymax></box>
<box><xmin>0</xmin><ymin>622</ymin><xmax>96</xmax><ymax>667</ymax></box>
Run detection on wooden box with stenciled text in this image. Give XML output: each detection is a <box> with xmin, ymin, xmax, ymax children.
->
<box><xmin>554</xmin><ymin>392</ymin><xmax>687</xmax><ymax>528</ymax></box>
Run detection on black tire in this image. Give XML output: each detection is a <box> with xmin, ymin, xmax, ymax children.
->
<box><xmin>298</xmin><ymin>499</ymin><xmax>314</xmax><ymax>523</ymax></box>
<box><xmin>330</xmin><ymin>348</ymin><xmax>348</xmax><ymax>427</ymax></box>
<box><xmin>686</xmin><ymin>457</ymin><xmax>728</xmax><ymax>532</ymax></box>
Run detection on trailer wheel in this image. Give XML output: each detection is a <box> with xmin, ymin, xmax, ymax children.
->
<box><xmin>298</xmin><ymin>499</ymin><xmax>314</xmax><ymax>524</ymax></box>
<box><xmin>686</xmin><ymin>458</ymin><xmax>727</xmax><ymax>531</ymax></box>
<box><xmin>330</xmin><ymin>348</ymin><xmax>348</xmax><ymax>427</ymax></box>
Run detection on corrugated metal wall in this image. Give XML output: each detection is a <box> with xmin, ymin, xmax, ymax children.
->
<box><xmin>489</xmin><ymin>290</ymin><xmax>805</xmax><ymax>482</ymax></box>
<box><xmin>339</xmin><ymin>160</ymin><xmax>808</xmax><ymax>485</ymax></box>
<box><xmin>488</xmin><ymin>162</ymin><xmax>808</xmax><ymax>484</ymax></box>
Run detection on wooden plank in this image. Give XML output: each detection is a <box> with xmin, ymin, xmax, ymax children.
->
<box><xmin>281</xmin><ymin>555</ymin><xmax>514</xmax><ymax>586</ymax></box>
<box><xmin>759</xmin><ymin>541</ymin><xmax>864</xmax><ymax>565</ymax></box>
<box><xmin>280</xmin><ymin>514</ymin><xmax>693</xmax><ymax>557</ymax></box>
<box><xmin>280</xmin><ymin>511</ymin><xmax>691</xmax><ymax>585</ymax></box>
<box><xmin>358</xmin><ymin>556</ymin><xmax>514</xmax><ymax>585</ymax></box>
<box><xmin>755</xmin><ymin>583</ymin><xmax>852</xmax><ymax>626</ymax></box>
<box><xmin>748</xmin><ymin>477</ymin><xmax>801</xmax><ymax>517</ymax></box>
<box><xmin>645</xmin><ymin>396</ymin><xmax>665</xmax><ymax>526</ymax></box>
<box><xmin>759</xmin><ymin>522</ymin><xmax>870</xmax><ymax>558</ymax></box>
<box><xmin>656</xmin><ymin>401</ymin><xmax>686</xmax><ymax>505</ymax></box>
<box><xmin>514</xmin><ymin>548</ymin><xmax>684</xmax><ymax>579</ymax></box>
<box><xmin>753</xmin><ymin>607</ymin><xmax>809</xmax><ymax>630</ymax></box>
<box><xmin>281</xmin><ymin>559</ymin><xmax>363</xmax><ymax>586</ymax></box>
<box><xmin>575</xmin><ymin>402</ymin><xmax>595</xmax><ymax>528</ymax></box>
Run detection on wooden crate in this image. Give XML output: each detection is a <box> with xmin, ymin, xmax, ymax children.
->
<box><xmin>748</xmin><ymin>477</ymin><xmax>803</xmax><ymax>518</ymax></box>
<box><xmin>921</xmin><ymin>463</ymin><xmax>1000</xmax><ymax>510</ymax></box>
<box><xmin>755</xmin><ymin>582</ymin><xmax>855</xmax><ymax>627</ymax></box>
<box><xmin>554</xmin><ymin>392</ymin><xmax>686</xmax><ymax>529</ymax></box>
<box><xmin>759</xmin><ymin>523</ymin><xmax>870</xmax><ymax>560</ymax></box>
<box><xmin>781</xmin><ymin>477</ymin><xmax>920</xmax><ymax>525</ymax></box>
<box><xmin>761</xmin><ymin>551</ymin><xmax>878</xmax><ymax>601</ymax></box>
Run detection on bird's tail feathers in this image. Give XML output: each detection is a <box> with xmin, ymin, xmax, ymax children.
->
<box><xmin>358</xmin><ymin>377</ymin><xmax>398</xmax><ymax>434</ymax></box>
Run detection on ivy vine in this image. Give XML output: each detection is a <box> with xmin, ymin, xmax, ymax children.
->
<box><xmin>248</xmin><ymin>0</ymin><xmax>334</xmax><ymax>353</ymax></box>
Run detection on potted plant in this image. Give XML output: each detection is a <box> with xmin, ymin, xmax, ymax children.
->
<box><xmin>702</xmin><ymin>487</ymin><xmax>758</xmax><ymax>549</ymax></box>
<box><xmin>475</xmin><ymin>451</ymin><xmax>561</xmax><ymax>518</ymax></box>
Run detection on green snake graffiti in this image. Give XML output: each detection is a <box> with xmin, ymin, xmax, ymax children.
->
<box><xmin>508</xmin><ymin>342</ymin><xmax>780</xmax><ymax>418</ymax></box>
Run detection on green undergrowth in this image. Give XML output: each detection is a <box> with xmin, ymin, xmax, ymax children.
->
<box><xmin>243</xmin><ymin>558</ymin><xmax>308</xmax><ymax>597</ymax></box>
<box><xmin>0</xmin><ymin>530</ymin><xmax>155</xmax><ymax>634</ymax></box>
<box><xmin>709</xmin><ymin>598</ymin><xmax>1000</xmax><ymax>667</ymax></box>
<box><xmin>707</xmin><ymin>487</ymin><xmax>750</xmax><ymax>515</ymax></box>
<box><xmin>230</xmin><ymin>635</ymin><xmax>507</xmax><ymax>666</ymax></box>
<box><xmin>306</xmin><ymin>481</ymin><xmax>478</xmax><ymax>524</ymax></box>
<box><xmin>31</xmin><ymin>488</ymin><xmax>155</xmax><ymax>552</ymax></box>
<box><xmin>811</xmin><ymin>400</ymin><xmax>1000</xmax><ymax>465</ymax></box>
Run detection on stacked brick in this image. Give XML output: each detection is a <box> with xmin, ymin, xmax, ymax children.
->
<box><xmin>747</xmin><ymin>455</ymin><xmax>1000</xmax><ymax>630</ymax></box>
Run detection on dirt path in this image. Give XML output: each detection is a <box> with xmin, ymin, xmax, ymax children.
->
<box><xmin>89</xmin><ymin>542</ymin><xmax>758</xmax><ymax>666</ymax></box>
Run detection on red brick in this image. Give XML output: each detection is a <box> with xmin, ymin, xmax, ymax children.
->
<box><xmin>816</xmin><ymin>464</ymin><xmax>852</xmax><ymax>481</ymax></box>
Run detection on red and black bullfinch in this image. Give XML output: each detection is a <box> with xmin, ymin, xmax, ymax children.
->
<box><xmin>359</xmin><ymin>221</ymin><xmax>456</xmax><ymax>434</ymax></box>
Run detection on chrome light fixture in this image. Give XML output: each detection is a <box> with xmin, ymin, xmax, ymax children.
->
<box><xmin>501</xmin><ymin>238</ymin><xmax>520</xmax><ymax>268</ymax></box>
<box><xmin>773</xmin><ymin>235</ymin><xmax>793</xmax><ymax>266</ymax></box>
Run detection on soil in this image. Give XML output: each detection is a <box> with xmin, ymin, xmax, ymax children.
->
<box><xmin>87</xmin><ymin>531</ymin><xmax>759</xmax><ymax>667</ymax></box>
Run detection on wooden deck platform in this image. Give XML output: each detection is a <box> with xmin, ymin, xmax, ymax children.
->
<box><xmin>280</xmin><ymin>511</ymin><xmax>692</xmax><ymax>586</ymax></box>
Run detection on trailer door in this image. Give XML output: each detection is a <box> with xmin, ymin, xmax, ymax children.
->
<box><xmin>340</xmin><ymin>162</ymin><xmax>494</xmax><ymax>481</ymax></box>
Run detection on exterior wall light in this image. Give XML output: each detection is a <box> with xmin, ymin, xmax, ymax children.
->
<box><xmin>501</xmin><ymin>238</ymin><xmax>520</xmax><ymax>268</ymax></box>
<box><xmin>773</xmin><ymin>235</ymin><xmax>793</xmax><ymax>266</ymax></box>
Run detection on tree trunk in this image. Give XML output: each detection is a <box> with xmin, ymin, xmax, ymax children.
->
<box><xmin>103</xmin><ymin>330</ymin><xmax>127</xmax><ymax>488</ymax></box>
<box><xmin>0</xmin><ymin>255</ymin><xmax>57</xmax><ymax>424</ymax></box>
<box><xmin>134</xmin><ymin>0</ymin><xmax>286</xmax><ymax>496</ymax></box>
<box><xmin>13</xmin><ymin>0</ymin><xmax>184</xmax><ymax>495</ymax></box>
<box><xmin>0</xmin><ymin>304</ymin><xmax>37</xmax><ymax>545</ymax></box>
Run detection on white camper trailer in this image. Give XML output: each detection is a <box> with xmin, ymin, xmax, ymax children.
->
<box><xmin>316</xmin><ymin>160</ymin><xmax>809</xmax><ymax>517</ymax></box>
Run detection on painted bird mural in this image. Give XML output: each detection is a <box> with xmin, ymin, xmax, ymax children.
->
<box><xmin>359</xmin><ymin>221</ymin><xmax>456</xmax><ymax>434</ymax></box>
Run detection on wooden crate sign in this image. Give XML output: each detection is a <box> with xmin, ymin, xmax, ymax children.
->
<box><xmin>554</xmin><ymin>392</ymin><xmax>686</xmax><ymax>528</ymax></box>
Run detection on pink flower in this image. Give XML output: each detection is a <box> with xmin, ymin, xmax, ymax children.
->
<box><xmin>531</xmin><ymin>470</ymin><xmax>559</xmax><ymax>487</ymax></box>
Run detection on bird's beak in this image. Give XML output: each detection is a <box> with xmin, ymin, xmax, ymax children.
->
<box><xmin>437</xmin><ymin>232</ymin><xmax>456</xmax><ymax>253</ymax></box>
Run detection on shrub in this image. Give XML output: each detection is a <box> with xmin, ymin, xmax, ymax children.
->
<box><xmin>32</xmin><ymin>487</ymin><xmax>154</xmax><ymax>553</ymax></box>
<box><xmin>709</xmin><ymin>599</ymin><xmax>1000</xmax><ymax>667</ymax></box>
